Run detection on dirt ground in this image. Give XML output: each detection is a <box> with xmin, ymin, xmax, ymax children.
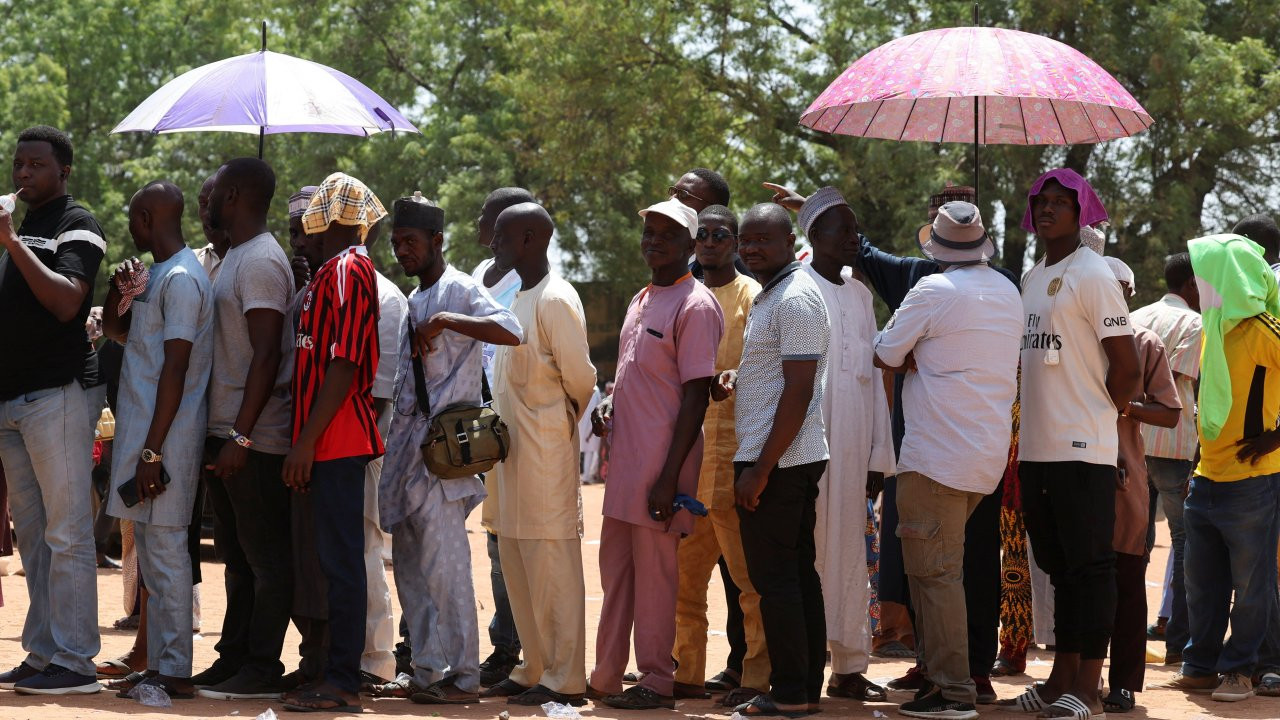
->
<box><xmin>0</xmin><ymin>484</ymin><xmax>1273</xmax><ymax>719</ymax></box>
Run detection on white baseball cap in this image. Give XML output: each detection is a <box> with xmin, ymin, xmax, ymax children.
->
<box><xmin>638</xmin><ymin>198</ymin><xmax>699</xmax><ymax>239</ymax></box>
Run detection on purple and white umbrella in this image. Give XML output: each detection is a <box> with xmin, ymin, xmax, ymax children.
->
<box><xmin>112</xmin><ymin>48</ymin><xmax>418</xmax><ymax>151</ymax></box>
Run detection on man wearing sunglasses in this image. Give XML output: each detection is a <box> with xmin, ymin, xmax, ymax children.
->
<box><xmin>670</xmin><ymin>169</ymin><xmax>752</xmax><ymax>283</ymax></box>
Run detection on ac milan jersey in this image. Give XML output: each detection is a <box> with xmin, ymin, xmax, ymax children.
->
<box><xmin>293</xmin><ymin>246</ymin><xmax>384</xmax><ymax>461</ymax></box>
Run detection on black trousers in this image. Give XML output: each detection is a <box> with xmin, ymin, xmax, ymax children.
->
<box><xmin>1021</xmin><ymin>461</ymin><xmax>1117</xmax><ymax>659</ymax></box>
<box><xmin>310</xmin><ymin>456</ymin><xmax>369</xmax><ymax>693</ymax></box>
<box><xmin>737</xmin><ymin>460</ymin><xmax>828</xmax><ymax>705</ymax></box>
<box><xmin>1109</xmin><ymin>552</ymin><xmax>1147</xmax><ymax>691</ymax></box>
<box><xmin>720</xmin><ymin>557</ymin><xmax>747</xmax><ymax>674</ymax></box>
<box><xmin>204</xmin><ymin>437</ymin><xmax>294</xmax><ymax>680</ymax></box>
<box><xmin>965</xmin><ymin>483</ymin><xmax>1002</xmax><ymax>678</ymax></box>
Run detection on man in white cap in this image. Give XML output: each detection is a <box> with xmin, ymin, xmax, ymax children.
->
<box><xmin>795</xmin><ymin>188</ymin><xmax>895</xmax><ymax>702</ymax></box>
<box><xmin>873</xmin><ymin>201</ymin><xmax>1023</xmax><ymax>720</ymax></box>
<box><xmin>587</xmin><ymin>197</ymin><xmax>723</xmax><ymax>710</ymax></box>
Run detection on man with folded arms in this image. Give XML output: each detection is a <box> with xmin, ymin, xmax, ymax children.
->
<box><xmin>484</xmin><ymin>202</ymin><xmax>597</xmax><ymax>706</ymax></box>
<box><xmin>874</xmin><ymin>201</ymin><xmax>1022</xmax><ymax>720</ymax></box>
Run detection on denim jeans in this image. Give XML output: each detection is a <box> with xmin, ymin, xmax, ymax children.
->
<box><xmin>1182</xmin><ymin>473</ymin><xmax>1280</xmax><ymax>675</ymax></box>
<box><xmin>1146</xmin><ymin>456</ymin><xmax>1193</xmax><ymax>656</ymax></box>
<box><xmin>135</xmin><ymin>522</ymin><xmax>193</xmax><ymax>677</ymax></box>
<box><xmin>0</xmin><ymin>382</ymin><xmax>99</xmax><ymax>676</ymax></box>
<box><xmin>487</xmin><ymin>531</ymin><xmax>521</xmax><ymax>653</ymax></box>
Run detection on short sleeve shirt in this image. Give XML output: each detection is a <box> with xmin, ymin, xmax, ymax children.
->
<box><xmin>1019</xmin><ymin>247</ymin><xmax>1134</xmax><ymax>465</ymax></box>
<box><xmin>699</xmin><ymin>274</ymin><xmax>761</xmax><ymax>509</ymax></box>
<box><xmin>1131</xmin><ymin>294</ymin><xmax>1202</xmax><ymax>460</ymax></box>
<box><xmin>605</xmin><ymin>275</ymin><xmax>723</xmax><ymax>534</ymax></box>
<box><xmin>735</xmin><ymin>263</ymin><xmax>831</xmax><ymax>468</ymax></box>
<box><xmin>0</xmin><ymin>195</ymin><xmax>105</xmax><ymax>399</ymax></box>
<box><xmin>373</xmin><ymin>271</ymin><xmax>408</xmax><ymax>401</ymax></box>
<box><xmin>207</xmin><ymin>233</ymin><xmax>295</xmax><ymax>454</ymax></box>
<box><xmin>293</xmin><ymin>247</ymin><xmax>384</xmax><ymax>462</ymax></box>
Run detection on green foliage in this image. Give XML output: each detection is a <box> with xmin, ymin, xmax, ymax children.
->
<box><xmin>1</xmin><ymin>0</ymin><xmax>1277</xmax><ymax>308</ymax></box>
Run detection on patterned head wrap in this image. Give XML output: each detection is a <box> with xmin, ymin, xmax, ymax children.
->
<box><xmin>797</xmin><ymin>187</ymin><xmax>849</xmax><ymax>238</ymax></box>
<box><xmin>288</xmin><ymin>186</ymin><xmax>318</xmax><ymax>219</ymax></box>
<box><xmin>301</xmin><ymin>172</ymin><xmax>387</xmax><ymax>243</ymax></box>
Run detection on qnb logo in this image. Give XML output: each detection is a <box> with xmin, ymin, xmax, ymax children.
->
<box><xmin>295</xmin><ymin>333</ymin><xmax>315</xmax><ymax>350</ymax></box>
<box><xmin>1103</xmin><ymin>316</ymin><xmax>1129</xmax><ymax>327</ymax></box>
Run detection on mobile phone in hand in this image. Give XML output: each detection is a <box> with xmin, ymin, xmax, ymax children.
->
<box><xmin>117</xmin><ymin>465</ymin><xmax>171</xmax><ymax>508</ymax></box>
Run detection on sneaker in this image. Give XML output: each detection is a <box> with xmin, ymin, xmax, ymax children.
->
<box><xmin>973</xmin><ymin>675</ymin><xmax>997</xmax><ymax>704</ymax></box>
<box><xmin>888</xmin><ymin>665</ymin><xmax>927</xmax><ymax>692</ymax></box>
<box><xmin>1160</xmin><ymin>671</ymin><xmax>1218</xmax><ymax>693</ymax></box>
<box><xmin>13</xmin><ymin>664</ymin><xmax>101</xmax><ymax>695</ymax></box>
<box><xmin>1212</xmin><ymin>673</ymin><xmax>1253</xmax><ymax>702</ymax></box>
<box><xmin>899</xmin><ymin>688</ymin><xmax>979</xmax><ymax>720</ymax></box>
<box><xmin>197</xmin><ymin>672</ymin><xmax>283</xmax><ymax>700</ymax></box>
<box><xmin>479</xmin><ymin>647</ymin><xmax>520</xmax><ymax>687</ymax></box>
<box><xmin>1255</xmin><ymin>672</ymin><xmax>1280</xmax><ymax>697</ymax></box>
<box><xmin>190</xmin><ymin>662</ymin><xmax>238</xmax><ymax>688</ymax></box>
<box><xmin>0</xmin><ymin>663</ymin><xmax>41</xmax><ymax>690</ymax></box>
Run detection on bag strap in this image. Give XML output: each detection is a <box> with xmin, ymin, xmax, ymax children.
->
<box><xmin>481</xmin><ymin>362</ymin><xmax>493</xmax><ymax>405</ymax></box>
<box><xmin>409</xmin><ymin>317</ymin><xmax>431</xmax><ymax>418</ymax></box>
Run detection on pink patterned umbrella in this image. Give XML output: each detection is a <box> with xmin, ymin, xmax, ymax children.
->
<box><xmin>801</xmin><ymin>27</ymin><xmax>1152</xmax><ymax>146</ymax></box>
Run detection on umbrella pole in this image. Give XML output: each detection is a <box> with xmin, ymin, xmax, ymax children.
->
<box><xmin>258</xmin><ymin>127</ymin><xmax>265</xmax><ymax>159</ymax></box>
<box><xmin>973</xmin><ymin>2</ymin><xmax>980</xmax><ymax>205</ymax></box>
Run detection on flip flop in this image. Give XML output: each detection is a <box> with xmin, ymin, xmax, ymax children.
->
<box><xmin>997</xmin><ymin>682</ymin><xmax>1050</xmax><ymax>713</ymax></box>
<box><xmin>282</xmin><ymin>690</ymin><xmax>363</xmax><ymax>713</ymax></box>
<box><xmin>732</xmin><ymin>694</ymin><xmax>811</xmax><ymax>718</ymax></box>
<box><xmin>1039</xmin><ymin>692</ymin><xmax>1105</xmax><ymax>720</ymax></box>
<box><xmin>96</xmin><ymin>659</ymin><xmax>138</xmax><ymax>679</ymax></box>
<box><xmin>106</xmin><ymin>671</ymin><xmax>151</xmax><ymax>692</ymax></box>
<box><xmin>872</xmin><ymin>640</ymin><xmax>917</xmax><ymax>659</ymax></box>
<box><xmin>508</xmin><ymin>683</ymin><xmax>587</xmax><ymax>707</ymax></box>
<box><xmin>723</xmin><ymin>686</ymin><xmax>769</xmax><ymax>707</ymax></box>
<box><xmin>368</xmin><ymin>673</ymin><xmax>426</xmax><ymax>698</ymax></box>
<box><xmin>705</xmin><ymin>669</ymin><xmax>741</xmax><ymax>692</ymax></box>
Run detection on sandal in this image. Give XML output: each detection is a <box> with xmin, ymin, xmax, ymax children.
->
<box><xmin>600</xmin><ymin>685</ymin><xmax>676</xmax><ymax>710</ymax></box>
<box><xmin>118</xmin><ymin>675</ymin><xmax>196</xmax><ymax>700</ymax></box>
<box><xmin>991</xmin><ymin>657</ymin><xmax>1026</xmax><ymax>677</ymax></box>
<box><xmin>106</xmin><ymin>671</ymin><xmax>152</xmax><ymax>692</ymax></box>
<box><xmin>705</xmin><ymin>669</ymin><xmax>741</xmax><ymax>692</ymax></box>
<box><xmin>282</xmin><ymin>690</ymin><xmax>363</xmax><ymax>713</ymax></box>
<box><xmin>723</xmin><ymin>686</ymin><xmax>769</xmax><ymax>707</ymax></box>
<box><xmin>621</xmin><ymin>670</ymin><xmax>646</xmax><ymax>685</ymax></box>
<box><xmin>482</xmin><ymin>678</ymin><xmax>531</xmax><ymax>697</ymax></box>
<box><xmin>509</xmin><ymin>683</ymin><xmax>587</xmax><ymax>706</ymax></box>
<box><xmin>997</xmin><ymin>682</ymin><xmax>1052</xmax><ymax>713</ymax></box>
<box><xmin>410</xmin><ymin>677</ymin><xmax>480</xmax><ymax>705</ymax></box>
<box><xmin>827</xmin><ymin>672</ymin><xmax>887</xmax><ymax>701</ymax></box>
<box><xmin>1039</xmin><ymin>692</ymin><xmax>1105</xmax><ymax>720</ymax></box>
<box><xmin>732</xmin><ymin>694</ymin><xmax>811</xmax><ymax>718</ymax></box>
<box><xmin>96</xmin><ymin>658</ymin><xmax>140</xmax><ymax>679</ymax></box>
<box><xmin>872</xmin><ymin>640</ymin><xmax>916</xmax><ymax>659</ymax></box>
<box><xmin>1102</xmin><ymin>688</ymin><xmax>1134</xmax><ymax>713</ymax></box>
<box><xmin>368</xmin><ymin>673</ymin><xmax>426</xmax><ymax>698</ymax></box>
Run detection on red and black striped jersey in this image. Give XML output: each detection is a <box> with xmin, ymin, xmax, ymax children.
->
<box><xmin>292</xmin><ymin>246</ymin><xmax>384</xmax><ymax>461</ymax></box>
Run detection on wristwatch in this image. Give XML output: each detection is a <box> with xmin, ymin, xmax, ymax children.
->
<box><xmin>141</xmin><ymin>448</ymin><xmax>163</xmax><ymax>463</ymax></box>
<box><xmin>228</xmin><ymin>428</ymin><xmax>253</xmax><ymax>448</ymax></box>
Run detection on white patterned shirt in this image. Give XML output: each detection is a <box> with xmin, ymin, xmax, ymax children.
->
<box><xmin>735</xmin><ymin>263</ymin><xmax>831</xmax><ymax>468</ymax></box>
<box><xmin>1131</xmin><ymin>293</ymin><xmax>1202</xmax><ymax>460</ymax></box>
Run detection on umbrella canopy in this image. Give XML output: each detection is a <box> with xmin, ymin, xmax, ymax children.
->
<box><xmin>112</xmin><ymin>50</ymin><xmax>419</xmax><ymax>137</ymax></box>
<box><xmin>800</xmin><ymin>27</ymin><xmax>1151</xmax><ymax>146</ymax></box>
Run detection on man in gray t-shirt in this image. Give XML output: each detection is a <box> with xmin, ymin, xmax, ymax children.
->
<box><xmin>191</xmin><ymin>158</ymin><xmax>297</xmax><ymax>699</ymax></box>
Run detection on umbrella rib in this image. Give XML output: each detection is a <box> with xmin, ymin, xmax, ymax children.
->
<box><xmin>1085</xmin><ymin>101</ymin><xmax>1101</xmax><ymax>143</ymax></box>
<box><xmin>1105</xmin><ymin>102</ymin><xmax>1128</xmax><ymax>137</ymax></box>
<box><xmin>1048</xmin><ymin>100</ymin><xmax>1066</xmax><ymax>145</ymax></box>
<box><xmin>942</xmin><ymin>97</ymin><xmax>951</xmax><ymax>143</ymax></box>
<box><xmin>1019</xmin><ymin>96</ymin><xmax>1030</xmax><ymax>145</ymax></box>
<box><xmin>833</xmin><ymin>103</ymin><xmax>856</xmax><ymax>135</ymax></box>
<box><xmin>862</xmin><ymin>100</ymin><xmax>884</xmax><ymax>136</ymax></box>
<box><xmin>898</xmin><ymin>98</ymin><xmax>918</xmax><ymax>142</ymax></box>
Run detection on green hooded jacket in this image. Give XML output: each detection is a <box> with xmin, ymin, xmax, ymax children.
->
<box><xmin>1188</xmin><ymin>233</ymin><xmax>1280</xmax><ymax>441</ymax></box>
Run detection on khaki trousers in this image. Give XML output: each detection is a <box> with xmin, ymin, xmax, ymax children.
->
<box><xmin>499</xmin><ymin>535</ymin><xmax>587</xmax><ymax>694</ymax></box>
<box><xmin>673</xmin><ymin>506</ymin><xmax>770</xmax><ymax>690</ymax></box>
<box><xmin>896</xmin><ymin>471</ymin><xmax>983</xmax><ymax>704</ymax></box>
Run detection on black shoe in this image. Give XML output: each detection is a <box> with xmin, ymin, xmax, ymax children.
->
<box><xmin>394</xmin><ymin>642</ymin><xmax>414</xmax><ymax>677</ymax></box>
<box><xmin>899</xmin><ymin>688</ymin><xmax>978</xmax><ymax>719</ymax></box>
<box><xmin>190</xmin><ymin>662</ymin><xmax>238</xmax><ymax>688</ymax></box>
<box><xmin>479</xmin><ymin>648</ymin><xmax>520</xmax><ymax>687</ymax></box>
<box><xmin>197</xmin><ymin>672</ymin><xmax>283</xmax><ymax>700</ymax></box>
<box><xmin>0</xmin><ymin>662</ymin><xmax>41</xmax><ymax>690</ymax></box>
<box><xmin>13</xmin><ymin>664</ymin><xmax>102</xmax><ymax>695</ymax></box>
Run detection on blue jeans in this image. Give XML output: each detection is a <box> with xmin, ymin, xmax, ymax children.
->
<box><xmin>1182</xmin><ymin>473</ymin><xmax>1280</xmax><ymax>675</ymax></box>
<box><xmin>1146</xmin><ymin>456</ymin><xmax>1193</xmax><ymax>655</ymax></box>
<box><xmin>135</xmin><ymin>522</ymin><xmax>193</xmax><ymax>677</ymax></box>
<box><xmin>0</xmin><ymin>382</ymin><xmax>99</xmax><ymax>676</ymax></box>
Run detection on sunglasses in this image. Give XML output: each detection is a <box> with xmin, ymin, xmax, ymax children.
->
<box><xmin>669</xmin><ymin>186</ymin><xmax>710</xmax><ymax>205</ymax></box>
<box><xmin>695</xmin><ymin>228</ymin><xmax>737</xmax><ymax>243</ymax></box>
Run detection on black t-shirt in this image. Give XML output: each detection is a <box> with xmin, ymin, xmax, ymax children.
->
<box><xmin>0</xmin><ymin>195</ymin><xmax>105</xmax><ymax>400</ymax></box>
